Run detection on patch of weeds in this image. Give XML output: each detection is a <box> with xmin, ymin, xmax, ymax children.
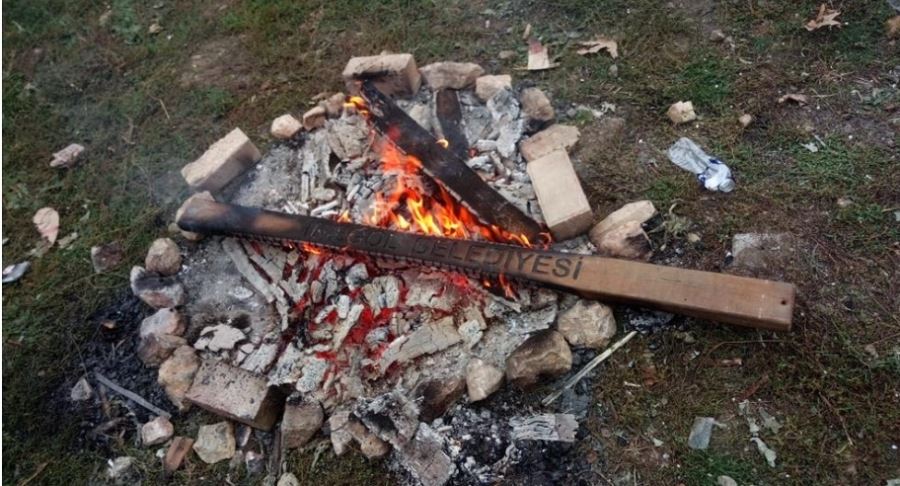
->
<box><xmin>681</xmin><ymin>451</ymin><xmax>756</xmax><ymax>485</ymax></box>
<box><xmin>192</xmin><ymin>87</ymin><xmax>236</xmax><ymax>119</ymax></box>
<box><xmin>645</xmin><ymin>175</ymin><xmax>691</xmax><ymax>208</ymax></box>
<box><xmin>110</xmin><ymin>0</ymin><xmax>143</xmax><ymax>44</ymax></box>
<box><xmin>664</xmin><ymin>55</ymin><xmax>735</xmax><ymax>113</ymax></box>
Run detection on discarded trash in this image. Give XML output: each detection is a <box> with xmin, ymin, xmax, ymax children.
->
<box><xmin>801</xmin><ymin>141</ymin><xmax>819</xmax><ymax>153</ymax></box>
<box><xmin>667</xmin><ymin>101</ymin><xmax>697</xmax><ymax>124</ymax></box>
<box><xmin>50</xmin><ymin>143</ymin><xmax>85</xmax><ymax>168</ymax></box>
<box><xmin>33</xmin><ymin>207</ymin><xmax>60</xmax><ymax>244</ymax></box>
<box><xmin>667</xmin><ymin>138</ymin><xmax>735</xmax><ymax>192</ymax></box>
<box><xmin>576</xmin><ymin>37</ymin><xmax>618</xmax><ymax>58</ymax></box>
<box><xmin>2</xmin><ymin>262</ymin><xmax>30</xmax><ymax>284</ymax></box>
<box><xmin>688</xmin><ymin>416</ymin><xmax>724</xmax><ymax>450</ymax></box>
<box><xmin>527</xmin><ymin>39</ymin><xmax>556</xmax><ymax>70</ymax></box>
<box><xmin>778</xmin><ymin>93</ymin><xmax>808</xmax><ymax>105</ymax></box>
<box><xmin>751</xmin><ymin>437</ymin><xmax>778</xmax><ymax>467</ymax></box>
<box><xmin>805</xmin><ymin>4</ymin><xmax>841</xmax><ymax>31</ymax></box>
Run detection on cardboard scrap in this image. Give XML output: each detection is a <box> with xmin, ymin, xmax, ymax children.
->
<box><xmin>576</xmin><ymin>37</ymin><xmax>618</xmax><ymax>58</ymax></box>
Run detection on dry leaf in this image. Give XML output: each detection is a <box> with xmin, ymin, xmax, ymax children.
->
<box><xmin>33</xmin><ymin>207</ymin><xmax>60</xmax><ymax>244</ymax></box>
<box><xmin>778</xmin><ymin>93</ymin><xmax>808</xmax><ymax>104</ymax></box>
<box><xmin>805</xmin><ymin>4</ymin><xmax>841</xmax><ymax>31</ymax></box>
<box><xmin>527</xmin><ymin>39</ymin><xmax>556</xmax><ymax>71</ymax></box>
<box><xmin>576</xmin><ymin>37</ymin><xmax>619</xmax><ymax>59</ymax></box>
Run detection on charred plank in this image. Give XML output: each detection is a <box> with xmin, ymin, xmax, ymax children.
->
<box><xmin>434</xmin><ymin>89</ymin><xmax>469</xmax><ymax>160</ymax></box>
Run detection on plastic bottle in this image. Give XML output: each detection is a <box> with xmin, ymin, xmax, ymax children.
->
<box><xmin>666</xmin><ymin>137</ymin><xmax>735</xmax><ymax>192</ymax></box>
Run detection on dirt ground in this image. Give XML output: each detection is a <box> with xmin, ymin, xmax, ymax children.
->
<box><xmin>2</xmin><ymin>0</ymin><xmax>898</xmax><ymax>484</ymax></box>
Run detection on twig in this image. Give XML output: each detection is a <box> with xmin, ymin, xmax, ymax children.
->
<box><xmin>156</xmin><ymin>97</ymin><xmax>171</xmax><ymax>121</ymax></box>
<box><xmin>736</xmin><ymin>373</ymin><xmax>769</xmax><ymax>401</ymax></box>
<box><xmin>17</xmin><ymin>462</ymin><xmax>49</xmax><ymax>486</ymax></box>
<box><xmin>94</xmin><ymin>372</ymin><xmax>171</xmax><ymax>418</ymax></box>
<box><xmin>543</xmin><ymin>331</ymin><xmax>638</xmax><ymax>406</ymax></box>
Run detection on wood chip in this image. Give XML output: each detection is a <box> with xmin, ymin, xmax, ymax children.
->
<box><xmin>576</xmin><ymin>37</ymin><xmax>618</xmax><ymax>58</ymax></box>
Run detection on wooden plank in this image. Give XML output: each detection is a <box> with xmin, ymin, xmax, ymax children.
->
<box><xmin>360</xmin><ymin>81</ymin><xmax>544</xmax><ymax>242</ymax></box>
<box><xmin>176</xmin><ymin>199</ymin><xmax>795</xmax><ymax>331</ymax></box>
<box><xmin>434</xmin><ymin>89</ymin><xmax>469</xmax><ymax>160</ymax></box>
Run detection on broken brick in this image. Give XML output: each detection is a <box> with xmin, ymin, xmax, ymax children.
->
<box><xmin>185</xmin><ymin>360</ymin><xmax>285</xmax><ymax>430</ymax></box>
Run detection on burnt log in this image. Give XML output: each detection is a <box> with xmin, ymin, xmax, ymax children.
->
<box><xmin>360</xmin><ymin>81</ymin><xmax>544</xmax><ymax>242</ymax></box>
<box><xmin>177</xmin><ymin>199</ymin><xmax>796</xmax><ymax>332</ymax></box>
<box><xmin>434</xmin><ymin>89</ymin><xmax>469</xmax><ymax>160</ymax></box>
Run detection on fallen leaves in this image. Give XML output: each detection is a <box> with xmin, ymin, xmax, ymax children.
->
<box><xmin>805</xmin><ymin>4</ymin><xmax>841</xmax><ymax>31</ymax></box>
<box><xmin>33</xmin><ymin>207</ymin><xmax>60</xmax><ymax>244</ymax></box>
<box><xmin>576</xmin><ymin>37</ymin><xmax>618</xmax><ymax>59</ymax></box>
<box><xmin>778</xmin><ymin>93</ymin><xmax>808</xmax><ymax>105</ymax></box>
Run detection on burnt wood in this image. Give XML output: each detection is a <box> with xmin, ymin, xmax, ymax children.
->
<box><xmin>177</xmin><ymin>199</ymin><xmax>796</xmax><ymax>332</ymax></box>
<box><xmin>360</xmin><ymin>81</ymin><xmax>544</xmax><ymax>242</ymax></box>
<box><xmin>434</xmin><ymin>89</ymin><xmax>469</xmax><ymax>160</ymax></box>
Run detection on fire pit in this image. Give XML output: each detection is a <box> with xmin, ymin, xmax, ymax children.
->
<box><xmin>125</xmin><ymin>54</ymin><xmax>794</xmax><ymax>485</ymax></box>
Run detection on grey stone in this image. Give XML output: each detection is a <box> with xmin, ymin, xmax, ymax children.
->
<box><xmin>130</xmin><ymin>266</ymin><xmax>186</xmax><ymax>309</ymax></box>
<box><xmin>420</xmin><ymin>62</ymin><xmax>484</xmax><ymax>90</ymax></box>
<box><xmin>139</xmin><ymin>308</ymin><xmax>185</xmax><ymax>339</ymax></box>
<box><xmin>277</xmin><ymin>473</ymin><xmax>301</xmax><ymax>486</ymax></box>
<box><xmin>91</xmin><ymin>242</ymin><xmax>124</xmax><ymax>273</ymax></box>
<box><xmin>398</xmin><ymin>423</ymin><xmax>454</xmax><ymax>486</ymax></box>
<box><xmin>520</xmin><ymin>87</ymin><xmax>555</xmax><ymax>129</ymax></box>
<box><xmin>158</xmin><ymin>345</ymin><xmax>200</xmax><ymax>410</ymax></box>
<box><xmin>556</xmin><ymin>300</ymin><xmax>617</xmax><ymax>349</ymax></box>
<box><xmin>145</xmin><ymin>238</ymin><xmax>182</xmax><ymax>276</ymax></box>
<box><xmin>717</xmin><ymin>476</ymin><xmax>738</xmax><ymax>486</ymax></box>
<box><xmin>193</xmin><ymin>421</ymin><xmax>236</xmax><ymax>464</ymax></box>
<box><xmin>282</xmin><ymin>400</ymin><xmax>324</xmax><ymax>449</ymax></box>
<box><xmin>505</xmin><ymin>330</ymin><xmax>572</xmax><ymax>388</ymax></box>
<box><xmin>329</xmin><ymin>410</ymin><xmax>391</xmax><ymax>459</ymax></box>
<box><xmin>475</xmin><ymin>74</ymin><xmax>512</xmax><ymax>102</ymax></box>
<box><xmin>138</xmin><ymin>333</ymin><xmax>187</xmax><ymax>367</ymax></box>
<box><xmin>142</xmin><ymin>416</ymin><xmax>174</xmax><ymax>446</ymax></box>
<box><xmin>70</xmin><ymin>376</ymin><xmax>93</xmax><ymax>402</ymax></box>
<box><xmin>106</xmin><ymin>456</ymin><xmax>135</xmax><ymax>481</ymax></box>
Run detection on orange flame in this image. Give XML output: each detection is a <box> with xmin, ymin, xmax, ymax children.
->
<box><xmin>302</xmin><ymin>243</ymin><xmax>322</xmax><ymax>255</ymax></box>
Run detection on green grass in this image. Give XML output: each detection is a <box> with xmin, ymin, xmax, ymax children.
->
<box><xmin>4</xmin><ymin>0</ymin><xmax>900</xmax><ymax>484</ymax></box>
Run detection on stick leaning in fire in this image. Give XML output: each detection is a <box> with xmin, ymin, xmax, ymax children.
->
<box><xmin>176</xmin><ymin>198</ymin><xmax>795</xmax><ymax>332</ymax></box>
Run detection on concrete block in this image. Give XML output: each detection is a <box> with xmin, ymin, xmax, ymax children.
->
<box><xmin>526</xmin><ymin>148</ymin><xmax>593</xmax><ymax>240</ymax></box>
<box><xmin>185</xmin><ymin>360</ymin><xmax>285</xmax><ymax>430</ymax></box>
<box><xmin>342</xmin><ymin>53</ymin><xmax>421</xmax><ymax>96</ymax></box>
<box><xmin>181</xmin><ymin>128</ymin><xmax>262</xmax><ymax>192</ymax></box>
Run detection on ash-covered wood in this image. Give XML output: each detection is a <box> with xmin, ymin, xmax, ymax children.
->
<box><xmin>176</xmin><ymin>198</ymin><xmax>795</xmax><ymax>331</ymax></box>
<box><xmin>360</xmin><ymin>81</ymin><xmax>544</xmax><ymax>241</ymax></box>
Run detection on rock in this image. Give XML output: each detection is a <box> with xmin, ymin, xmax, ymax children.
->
<box><xmin>592</xmin><ymin>220</ymin><xmax>652</xmax><ymax>260</ymax></box>
<box><xmin>518</xmin><ymin>124</ymin><xmax>580</xmax><ymax>162</ymax></box>
<box><xmin>687</xmin><ymin>416</ymin><xmax>720</xmax><ymax>450</ymax></box>
<box><xmin>709</xmin><ymin>29</ymin><xmax>726</xmax><ymax>42</ymax></box>
<box><xmin>608</xmin><ymin>63</ymin><xmax>619</xmax><ymax>77</ymax></box>
<box><xmin>50</xmin><ymin>143</ymin><xmax>85</xmax><ymax>168</ymax></box>
<box><xmin>557</xmin><ymin>300</ymin><xmax>617</xmax><ymax>349</ymax></box>
<box><xmin>277</xmin><ymin>473</ymin><xmax>301</xmax><ymax>486</ymax></box>
<box><xmin>70</xmin><ymin>376</ymin><xmax>93</xmax><ymax>402</ymax></box>
<box><xmin>140</xmin><ymin>308</ymin><xmax>186</xmax><ymax>339</ymax></box>
<box><xmin>193</xmin><ymin>421</ymin><xmax>236</xmax><ymax>464</ymax></box>
<box><xmin>329</xmin><ymin>411</ymin><xmax>391</xmax><ymax>459</ymax></box>
<box><xmin>270</xmin><ymin>114</ymin><xmax>303</xmax><ymax>139</ymax></box>
<box><xmin>90</xmin><ymin>242</ymin><xmax>124</xmax><ymax>273</ymax></box>
<box><xmin>163</xmin><ymin>436</ymin><xmax>194</xmax><ymax>473</ymax></box>
<box><xmin>322</xmin><ymin>92</ymin><xmax>346</xmax><ymax>118</ymax></box>
<box><xmin>887</xmin><ymin>15</ymin><xmax>900</xmax><ymax>39</ymax></box>
<box><xmin>185</xmin><ymin>360</ymin><xmax>285</xmax><ymax>430</ymax></box>
<box><xmin>717</xmin><ymin>476</ymin><xmax>738</xmax><ymax>486</ymax></box>
<box><xmin>475</xmin><ymin>74</ymin><xmax>512</xmax><ymax>102</ymax></box>
<box><xmin>142</xmin><ymin>416</ymin><xmax>174</xmax><ymax>446</ymax></box>
<box><xmin>739</xmin><ymin>113</ymin><xmax>753</xmax><ymax>127</ymax></box>
<box><xmin>355</xmin><ymin>391</ymin><xmax>420</xmax><ymax>450</ymax></box>
<box><xmin>145</xmin><ymin>238</ymin><xmax>182</xmax><ymax>276</ymax></box>
<box><xmin>419</xmin><ymin>61</ymin><xmax>484</xmax><ymax>90</ymax></box>
<box><xmin>498</xmin><ymin>50</ymin><xmax>516</xmax><ymax>60</ymax></box>
<box><xmin>667</xmin><ymin>101</ymin><xmax>697</xmax><ymax>124</ymax></box>
<box><xmin>342</xmin><ymin>53</ymin><xmax>421</xmax><ymax>96</ymax></box>
<box><xmin>519</xmin><ymin>87</ymin><xmax>555</xmax><ymax>129</ymax></box>
<box><xmin>282</xmin><ymin>400</ymin><xmax>324</xmax><ymax>449</ymax></box>
<box><xmin>193</xmin><ymin>324</ymin><xmax>246</xmax><ymax>352</ymax></box>
<box><xmin>466</xmin><ymin>358</ymin><xmax>504</xmax><ymax>402</ymax></box>
<box><xmin>302</xmin><ymin>105</ymin><xmax>327</xmax><ymax>131</ymax></box>
<box><xmin>505</xmin><ymin>330</ymin><xmax>573</xmax><ymax>388</ymax></box>
<box><xmin>106</xmin><ymin>456</ymin><xmax>135</xmax><ymax>480</ymax></box>
<box><xmin>175</xmin><ymin>191</ymin><xmax>215</xmax><ymax>241</ymax></box>
<box><xmin>731</xmin><ymin>233</ymin><xmax>795</xmax><ymax>274</ymax></box>
<box><xmin>379</xmin><ymin>316</ymin><xmax>462</xmax><ymax>371</ymax></box>
<box><xmin>412</xmin><ymin>376</ymin><xmax>466</xmax><ymax>422</ymax></box>
<box><xmin>158</xmin><ymin>345</ymin><xmax>200</xmax><ymax>410</ymax></box>
<box><xmin>181</xmin><ymin>128</ymin><xmax>262</xmax><ymax>192</ymax></box>
<box><xmin>130</xmin><ymin>266</ymin><xmax>186</xmax><ymax>308</ymax></box>
<box><xmin>148</xmin><ymin>22</ymin><xmax>162</xmax><ymax>34</ymax></box>
<box><xmin>526</xmin><ymin>148</ymin><xmax>593</xmax><ymax>240</ymax></box>
<box><xmin>138</xmin><ymin>333</ymin><xmax>187</xmax><ymax>367</ymax></box>
<box><xmin>837</xmin><ymin>196</ymin><xmax>853</xmax><ymax>208</ymax></box>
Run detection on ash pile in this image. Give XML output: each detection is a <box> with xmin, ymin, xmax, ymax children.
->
<box><xmin>114</xmin><ymin>53</ymin><xmax>667</xmax><ymax>485</ymax></box>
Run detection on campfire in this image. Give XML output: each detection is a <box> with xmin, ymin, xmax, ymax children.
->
<box><xmin>124</xmin><ymin>54</ymin><xmax>794</xmax><ymax>484</ymax></box>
